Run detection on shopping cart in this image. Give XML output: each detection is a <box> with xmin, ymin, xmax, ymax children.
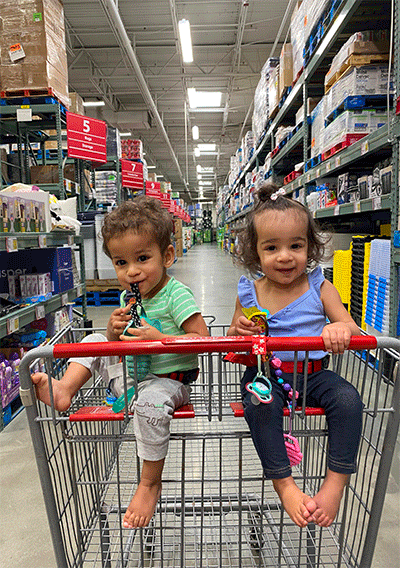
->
<box><xmin>19</xmin><ymin>325</ymin><xmax>399</xmax><ymax>568</ymax></box>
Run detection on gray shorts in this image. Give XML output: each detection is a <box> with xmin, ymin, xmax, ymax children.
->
<box><xmin>69</xmin><ymin>333</ymin><xmax>191</xmax><ymax>461</ymax></box>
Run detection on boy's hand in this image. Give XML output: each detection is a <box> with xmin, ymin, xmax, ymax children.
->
<box><xmin>234</xmin><ymin>315</ymin><xmax>263</xmax><ymax>336</ymax></box>
<box><xmin>321</xmin><ymin>322</ymin><xmax>352</xmax><ymax>354</ymax></box>
<box><xmin>107</xmin><ymin>306</ymin><xmax>132</xmax><ymax>340</ymax></box>
<box><xmin>120</xmin><ymin>319</ymin><xmax>164</xmax><ymax>342</ymax></box>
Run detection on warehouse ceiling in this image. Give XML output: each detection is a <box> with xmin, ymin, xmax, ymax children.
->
<box><xmin>63</xmin><ymin>0</ymin><xmax>291</xmax><ymax>203</ymax></box>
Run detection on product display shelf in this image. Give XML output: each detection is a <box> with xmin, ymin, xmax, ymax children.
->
<box><xmin>221</xmin><ymin>0</ymin><xmax>397</xmax><ymax>333</ymax></box>
<box><xmin>0</xmin><ymin>101</ymin><xmax>65</xmax><ymax>196</ymax></box>
<box><xmin>0</xmin><ymin>284</ymin><xmax>83</xmax><ymax>341</ymax></box>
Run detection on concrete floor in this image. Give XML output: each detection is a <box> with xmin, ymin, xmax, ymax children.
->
<box><xmin>0</xmin><ymin>243</ymin><xmax>398</xmax><ymax>567</ymax></box>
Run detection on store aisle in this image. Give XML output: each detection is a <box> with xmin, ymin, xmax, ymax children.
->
<box><xmin>0</xmin><ymin>243</ymin><xmax>398</xmax><ymax>567</ymax></box>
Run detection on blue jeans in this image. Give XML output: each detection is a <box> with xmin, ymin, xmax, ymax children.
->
<box><xmin>241</xmin><ymin>365</ymin><xmax>363</xmax><ymax>479</ymax></box>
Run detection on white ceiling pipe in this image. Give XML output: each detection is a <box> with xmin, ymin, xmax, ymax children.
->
<box><xmin>99</xmin><ymin>0</ymin><xmax>190</xmax><ymax>195</ymax></box>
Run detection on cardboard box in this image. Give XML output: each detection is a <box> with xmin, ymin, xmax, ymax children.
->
<box><xmin>0</xmin><ymin>188</ymin><xmax>51</xmax><ymax>232</ymax></box>
<box><xmin>0</xmin><ymin>247</ymin><xmax>73</xmax><ymax>295</ymax></box>
<box><xmin>268</xmin><ymin>66</ymin><xmax>280</xmax><ymax>115</ymax></box>
<box><xmin>69</xmin><ymin>91</ymin><xmax>84</xmax><ymax>115</ymax></box>
<box><xmin>175</xmin><ymin>238</ymin><xmax>183</xmax><ymax>258</ymax></box>
<box><xmin>30</xmin><ymin>163</ymin><xmax>91</xmax><ymax>195</ymax></box>
<box><xmin>0</xmin><ymin>0</ymin><xmax>69</xmax><ymax>107</ymax></box>
<box><xmin>279</xmin><ymin>44</ymin><xmax>293</xmax><ymax>98</ymax></box>
<box><xmin>174</xmin><ymin>218</ymin><xmax>183</xmax><ymax>239</ymax></box>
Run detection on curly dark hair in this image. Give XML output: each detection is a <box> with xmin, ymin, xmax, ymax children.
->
<box><xmin>235</xmin><ymin>182</ymin><xmax>329</xmax><ymax>276</ymax></box>
<box><xmin>101</xmin><ymin>196</ymin><xmax>173</xmax><ymax>258</ymax></box>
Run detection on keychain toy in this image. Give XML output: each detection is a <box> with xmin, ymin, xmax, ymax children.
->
<box><xmin>243</xmin><ymin>310</ymin><xmax>303</xmax><ymax>466</ymax></box>
<box><xmin>112</xmin><ymin>283</ymin><xmax>161</xmax><ymax>413</ymax></box>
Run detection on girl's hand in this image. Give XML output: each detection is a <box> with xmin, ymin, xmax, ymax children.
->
<box><xmin>119</xmin><ymin>319</ymin><xmax>164</xmax><ymax>342</ymax></box>
<box><xmin>107</xmin><ymin>306</ymin><xmax>132</xmax><ymax>340</ymax></box>
<box><xmin>321</xmin><ymin>322</ymin><xmax>352</xmax><ymax>354</ymax></box>
<box><xmin>233</xmin><ymin>315</ymin><xmax>262</xmax><ymax>336</ymax></box>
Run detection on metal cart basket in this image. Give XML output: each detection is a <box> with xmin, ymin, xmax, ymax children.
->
<box><xmin>19</xmin><ymin>325</ymin><xmax>400</xmax><ymax>568</ymax></box>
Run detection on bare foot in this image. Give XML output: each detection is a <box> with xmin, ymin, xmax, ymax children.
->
<box><xmin>310</xmin><ymin>470</ymin><xmax>349</xmax><ymax>527</ymax></box>
<box><xmin>123</xmin><ymin>480</ymin><xmax>161</xmax><ymax>528</ymax></box>
<box><xmin>273</xmin><ymin>477</ymin><xmax>316</xmax><ymax>527</ymax></box>
<box><xmin>31</xmin><ymin>373</ymin><xmax>72</xmax><ymax>411</ymax></box>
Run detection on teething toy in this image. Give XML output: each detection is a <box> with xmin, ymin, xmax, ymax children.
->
<box><xmin>113</xmin><ymin>283</ymin><xmax>162</xmax><ymax>413</ymax></box>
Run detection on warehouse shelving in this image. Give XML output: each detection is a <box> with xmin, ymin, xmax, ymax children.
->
<box><xmin>220</xmin><ymin>0</ymin><xmax>398</xmax><ymax>333</ymax></box>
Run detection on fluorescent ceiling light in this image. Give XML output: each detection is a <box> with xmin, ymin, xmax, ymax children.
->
<box><xmin>178</xmin><ymin>19</ymin><xmax>193</xmax><ymax>63</ymax></box>
<box><xmin>82</xmin><ymin>100</ymin><xmax>105</xmax><ymax>107</ymax></box>
<box><xmin>156</xmin><ymin>175</ymin><xmax>164</xmax><ymax>179</ymax></box>
<box><xmin>192</xmin><ymin>125</ymin><xmax>199</xmax><ymax>140</ymax></box>
<box><xmin>119</xmin><ymin>132</ymin><xmax>132</xmax><ymax>137</ymax></box>
<box><xmin>197</xmin><ymin>144</ymin><xmax>216</xmax><ymax>151</ymax></box>
<box><xmin>188</xmin><ymin>88</ymin><xmax>222</xmax><ymax>109</ymax></box>
<box><xmin>197</xmin><ymin>174</ymin><xmax>202</xmax><ymax>180</ymax></box>
<box><xmin>199</xmin><ymin>181</ymin><xmax>213</xmax><ymax>186</ymax></box>
<box><xmin>196</xmin><ymin>165</ymin><xmax>214</xmax><ymax>172</ymax></box>
<box><xmin>194</xmin><ymin>147</ymin><xmax>201</xmax><ymax>157</ymax></box>
<box><xmin>147</xmin><ymin>165</ymin><xmax>156</xmax><ymax>169</ymax></box>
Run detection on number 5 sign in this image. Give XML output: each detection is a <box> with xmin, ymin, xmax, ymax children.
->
<box><xmin>66</xmin><ymin>112</ymin><xmax>107</xmax><ymax>163</ymax></box>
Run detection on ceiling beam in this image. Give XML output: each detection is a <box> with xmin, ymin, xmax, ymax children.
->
<box><xmin>97</xmin><ymin>0</ymin><xmax>191</xmax><ymax>197</ymax></box>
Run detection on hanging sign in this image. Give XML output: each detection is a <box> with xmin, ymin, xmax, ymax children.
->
<box><xmin>120</xmin><ymin>159</ymin><xmax>144</xmax><ymax>189</ymax></box>
<box><xmin>66</xmin><ymin>112</ymin><xmax>107</xmax><ymax>163</ymax></box>
<box><xmin>145</xmin><ymin>181</ymin><xmax>161</xmax><ymax>198</ymax></box>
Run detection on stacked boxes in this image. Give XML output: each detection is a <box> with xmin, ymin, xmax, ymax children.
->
<box><xmin>121</xmin><ymin>139</ymin><xmax>143</xmax><ymax>160</ymax></box>
<box><xmin>325</xmin><ymin>30</ymin><xmax>390</xmax><ymax>92</ymax></box>
<box><xmin>0</xmin><ymin>0</ymin><xmax>69</xmax><ymax>107</ymax></box>
<box><xmin>350</xmin><ymin>236</ymin><xmax>373</xmax><ymax>329</ymax></box>
<box><xmin>94</xmin><ymin>170</ymin><xmax>117</xmax><ymax>204</ymax></box>
<box><xmin>290</xmin><ymin>1</ymin><xmax>305</xmax><ymax>80</ymax></box>
<box><xmin>279</xmin><ymin>43</ymin><xmax>293</xmax><ymax>98</ymax></box>
<box><xmin>324</xmin><ymin>65</ymin><xmax>393</xmax><ymax>117</ymax></box>
<box><xmin>0</xmin><ymin>247</ymin><xmax>74</xmax><ymax>300</ymax></box>
<box><xmin>310</xmin><ymin>99</ymin><xmax>325</xmax><ymax>158</ymax></box>
<box><xmin>0</xmin><ymin>187</ymin><xmax>51</xmax><ymax>232</ymax></box>
<box><xmin>365</xmin><ymin>239</ymin><xmax>391</xmax><ymax>334</ymax></box>
<box><xmin>322</xmin><ymin>109</ymin><xmax>373</xmax><ymax>154</ymax></box>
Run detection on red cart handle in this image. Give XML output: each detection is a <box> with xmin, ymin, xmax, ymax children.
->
<box><xmin>52</xmin><ymin>335</ymin><xmax>377</xmax><ymax>359</ymax></box>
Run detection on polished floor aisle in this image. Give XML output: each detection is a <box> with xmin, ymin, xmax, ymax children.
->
<box><xmin>0</xmin><ymin>243</ymin><xmax>398</xmax><ymax>567</ymax></box>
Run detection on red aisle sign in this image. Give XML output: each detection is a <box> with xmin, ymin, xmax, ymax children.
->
<box><xmin>66</xmin><ymin>112</ymin><xmax>107</xmax><ymax>163</ymax></box>
<box><xmin>145</xmin><ymin>181</ymin><xmax>161</xmax><ymax>198</ymax></box>
<box><xmin>121</xmin><ymin>159</ymin><xmax>144</xmax><ymax>189</ymax></box>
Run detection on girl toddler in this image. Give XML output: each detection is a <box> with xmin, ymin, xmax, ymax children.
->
<box><xmin>227</xmin><ymin>183</ymin><xmax>362</xmax><ymax>528</ymax></box>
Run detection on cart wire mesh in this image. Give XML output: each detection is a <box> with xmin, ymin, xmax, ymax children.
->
<box><xmin>18</xmin><ymin>327</ymin><xmax>400</xmax><ymax>568</ymax></box>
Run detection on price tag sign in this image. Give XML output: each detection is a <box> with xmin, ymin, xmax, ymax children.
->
<box><xmin>307</xmin><ymin>173</ymin><xmax>311</xmax><ymax>182</ymax></box>
<box><xmin>372</xmin><ymin>196</ymin><xmax>382</xmax><ymax>210</ymax></box>
<box><xmin>77</xmin><ymin>284</ymin><xmax>83</xmax><ymax>297</ymax></box>
<box><xmin>17</xmin><ymin>107</ymin><xmax>32</xmax><ymax>122</ymax></box>
<box><xmin>38</xmin><ymin>235</ymin><xmax>47</xmax><ymax>248</ymax></box>
<box><xmin>35</xmin><ymin>304</ymin><xmax>46</xmax><ymax>319</ymax></box>
<box><xmin>9</xmin><ymin>42</ymin><xmax>25</xmax><ymax>62</ymax></box>
<box><xmin>6</xmin><ymin>237</ymin><xmax>18</xmax><ymax>252</ymax></box>
<box><xmin>354</xmin><ymin>201</ymin><xmax>361</xmax><ymax>213</ymax></box>
<box><xmin>68</xmin><ymin>235</ymin><xmax>74</xmax><ymax>246</ymax></box>
<box><xmin>61</xmin><ymin>293</ymin><xmax>69</xmax><ymax>306</ymax></box>
<box><xmin>120</xmin><ymin>159</ymin><xmax>144</xmax><ymax>189</ymax></box>
<box><xmin>316</xmin><ymin>168</ymin><xmax>321</xmax><ymax>178</ymax></box>
<box><xmin>326</xmin><ymin>162</ymin><xmax>331</xmax><ymax>172</ymax></box>
<box><xmin>66</xmin><ymin>112</ymin><xmax>107</xmax><ymax>163</ymax></box>
<box><xmin>334</xmin><ymin>205</ymin><xmax>340</xmax><ymax>216</ymax></box>
<box><xmin>335</xmin><ymin>157</ymin><xmax>341</xmax><ymax>168</ymax></box>
<box><xmin>7</xmin><ymin>316</ymin><xmax>19</xmax><ymax>334</ymax></box>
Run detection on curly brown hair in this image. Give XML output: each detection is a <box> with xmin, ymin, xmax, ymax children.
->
<box><xmin>101</xmin><ymin>196</ymin><xmax>173</xmax><ymax>258</ymax></box>
<box><xmin>235</xmin><ymin>183</ymin><xmax>328</xmax><ymax>276</ymax></box>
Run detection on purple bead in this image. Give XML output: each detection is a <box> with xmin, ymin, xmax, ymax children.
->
<box><xmin>283</xmin><ymin>383</ymin><xmax>291</xmax><ymax>391</ymax></box>
<box><xmin>275</xmin><ymin>369</ymin><xmax>283</xmax><ymax>377</ymax></box>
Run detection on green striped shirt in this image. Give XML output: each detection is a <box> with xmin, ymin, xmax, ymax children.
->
<box><xmin>121</xmin><ymin>277</ymin><xmax>200</xmax><ymax>374</ymax></box>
